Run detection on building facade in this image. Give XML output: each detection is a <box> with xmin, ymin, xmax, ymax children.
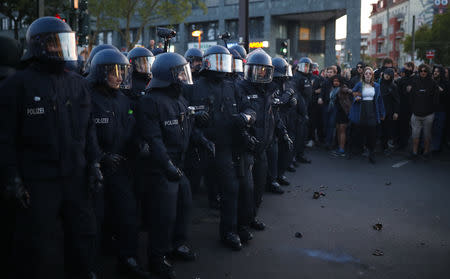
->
<box><xmin>368</xmin><ymin>0</ymin><xmax>448</xmax><ymax>66</ymax></box>
<box><xmin>1</xmin><ymin>0</ymin><xmax>362</xmax><ymax>67</ymax></box>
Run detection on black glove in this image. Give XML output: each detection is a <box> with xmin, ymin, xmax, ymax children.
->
<box><xmin>283</xmin><ymin>133</ymin><xmax>294</xmax><ymax>151</ymax></box>
<box><xmin>200</xmin><ymin>136</ymin><xmax>215</xmax><ymax>158</ymax></box>
<box><xmin>100</xmin><ymin>153</ymin><xmax>125</xmax><ymax>174</ymax></box>
<box><xmin>88</xmin><ymin>163</ymin><xmax>104</xmax><ymax>193</ymax></box>
<box><xmin>242</xmin><ymin>130</ymin><xmax>260</xmax><ymax>152</ymax></box>
<box><xmin>194</xmin><ymin>111</ymin><xmax>210</xmax><ymax>127</ymax></box>
<box><xmin>165</xmin><ymin>160</ymin><xmax>183</xmax><ymax>182</ymax></box>
<box><xmin>289</xmin><ymin>97</ymin><xmax>298</xmax><ymax>107</ymax></box>
<box><xmin>235</xmin><ymin>112</ymin><xmax>254</xmax><ymax>128</ymax></box>
<box><xmin>4</xmin><ymin>176</ymin><xmax>30</xmax><ymax>209</ymax></box>
<box><xmin>139</xmin><ymin>142</ymin><xmax>150</xmax><ymax>157</ymax></box>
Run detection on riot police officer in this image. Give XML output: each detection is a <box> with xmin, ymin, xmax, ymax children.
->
<box><xmin>126</xmin><ymin>46</ymin><xmax>155</xmax><ymax>103</ymax></box>
<box><xmin>82</xmin><ymin>44</ymin><xmax>119</xmax><ymax>76</ymax></box>
<box><xmin>0</xmin><ymin>17</ymin><xmax>102</xmax><ymax>279</ymax></box>
<box><xmin>291</xmin><ymin>57</ymin><xmax>313</xmax><ymax>164</ymax></box>
<box><xmin>227</xmin><ymin>49</ymin><xmax>245</xmax><ymax>81</ymax></box>
<box><xmin>87</xmin><ymin>49</ymin><xmax>149</xmax><ymax>279</ymax></box>
<box><xmin>271</xmin><ymin>57</ymin><xmax>297</xmax><ymax>187</ymax></box>
<box><xmin>185</xmin><ymin>45</ymin><xmax>256</xmax><ymax>251</ymax></box>
<box><xmin>184</xmin><ymin>48</ymin><xmax>203</xmax><ymax>82</ymax></box>
<box><xmin>229</xmin><ymin>44</ymin><xmax>248</xmax><ymax>62</ymax></box>
<box><xmin>137</xmin><ymin>52</ymin><xmax>202</xmax><ymax>279</ymax></box>
<box><xmin>236</xmin><ymin>49</ymin><xmax>292</xmax><ymax>229</ymax></box>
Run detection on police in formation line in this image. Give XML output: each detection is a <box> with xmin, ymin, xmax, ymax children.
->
<box><xmin>0</xmin><ymin>17</ymin><xmax>312</xmax><ymax>279</ymax></box>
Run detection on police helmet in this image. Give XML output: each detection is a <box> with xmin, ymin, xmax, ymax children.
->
<box><xmin>244</xmin><ymin>49</ymin><xmax>274</xmax><ymax>83</ymax></box>
<box><xmin>272</xmin><ymin>57</ymin><xmax>292</xmax><ymax>78</ymax></box>
<box><xmin>83</xmin><ymin>44</ymin><xmax>119</xmax><ymax>75</ymax></box>
<box><xmin>229</xmin><ymin>45</ymin><xmax>247</xmax><ymax>61</ymax></box>
<box><xmin>127</xmin><ymin>46</ymin><xmax>154</xmax><ymax>76</ymax></box>
<box><xmin>201</xmin><ymin>45</ymin><xmax>232</xmax><ymax>73</ymax></box>
<box><xmin>148</xmin><ymin>52</ymin><xmax>193</xmax><ymax>89</ymax></box>
<box><xmin>229</xmin><ymin>49</ymin><xmax>244</xmax><ymax>73</ymax></box>
<box><xmin>25</xmin><ymin>16</ymin><xmax>77</xmax><ymax>62</ymax></box>
<box><xmin>184</xmin><ymin>48</ymin><xmax>203</xmax><ymax>63</ymax></box>
<box><xmin>87</xmin><ymin>49</ymin><xmax>131</xmax><ymax>90</ymax></box>
<box><xmin>297</xmin><ymin>57</ymin><xmax>312</xmax><ymax>73</ymax></box>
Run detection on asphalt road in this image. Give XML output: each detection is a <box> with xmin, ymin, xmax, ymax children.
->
<box><xmin>170</xmin><ymin>148</ymin><xmax>450</xmax><ymax>279</ymax></box>
<box><xmin>97</xmin><ymin>148</ymin><xmax>450</xmax><ymax>279</ymax></box>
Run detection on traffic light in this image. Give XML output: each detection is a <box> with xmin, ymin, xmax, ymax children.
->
<box><xmin>279</xmin><ymin>39</ymin><xmax>289</xmax><ymax>57</ymax></box>
<box><xmin>55</xmin><ymin>13</ymin><xmax>67</xmax><ymax>22</ymax></box>
<box><xmin>77</xmin><ymin>0</ymin><xmax>90</xmax><ymax>46</ymax></box>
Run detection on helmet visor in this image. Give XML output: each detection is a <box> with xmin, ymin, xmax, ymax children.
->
<box><xmin>42</xmin><ymin>32</ymin><xmax>78</xmax><ymax>61</ymax></box>
<box><xmin>103</xmin><ymin>64</ymin><xmax>131</xmax><ymax>89</ymax></box>
<box><xmin>297</xmin><ymin>62</ymin><xmax>310</xmax><ymax>73</ymax></box>
<box><xmin>203</xmin><ymin>53</ymin><xmax>232</xmax><ymax>73</ymax></box>
<box><xmin>244</xmin><ymin>64</ymin><xmax>274</xmax><ymax>83</ymax></box>
<box><xmin>171</xmin><ymin>64</ymin><xmax>193</xmax><ymax>85</ymax></box>
<box><xmin>132</xmin><ymin>56</ymin><xmax>155</xmax><ymax>74</ymax></box>
<box><xmin>233</xmin><ymin>59</ymin><xmax>244</xmax><ymax>73</ymax></box>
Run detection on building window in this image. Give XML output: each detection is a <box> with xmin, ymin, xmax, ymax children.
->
<box><xmin>377</xmin><ymin>42</ymin><xmax>383</xmax><ymax>53</ymax></box>
<box><xmin>320</xmin><ymin>26</ymin><xmax>325</xmax><ymax>40</ymax></box>
<box><xmin>2</xmin><ymin>18</ymin><xmax>9</xmax><ymax>30</ymax></box>
<box><xmin>225</xmin><ymin>20</ymin><xmax>239</xmax><ymax>40</ymax></box>
<box><xmin>98</xmin><ymin>32</ymin><xmax>104</xmax><ymax>45</ymax></box>
<box><xmin>299</xmin><ymin>27</ymin><xmax>310</xmax><ymax>40</ymax></box>
<box><xmin>188</xmin><ymin>22</ymin><xmax>219</xmax><ymax>42</ymax></box>
<box><xmin>249</xmin><ymin>17</ymin><xmax>264</xmax><ymax>39</ymax></box>
<box><xmin>106</xmin><ymin>31</ymin><xmax>113</xmax><ymax>45</ymax></box>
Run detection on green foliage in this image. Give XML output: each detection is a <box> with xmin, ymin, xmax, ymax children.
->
<box><xmin>404</xmin><ymin>11</ymin><xmax>450</xmax><ymax>65</ymax></box>
<box><xmin>88</xmin><ymin>0</ymin><xmax>207</xmax><ymax>50</ymax></box>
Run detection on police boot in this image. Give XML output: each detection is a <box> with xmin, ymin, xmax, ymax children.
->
<box><xmin>368</xmin><ymin>151</ymin><xmax>376</xmax><ymax>164</ymax></box>
<box><xmin>267</xmin><ymin>181</ymin><xmax>284</xmax><ymax>194</ymax></box>
<box><xmin>297</xmin><ymin>155</ymin><xmax>311</xmax><ymax>164</ymax></box>
<box><xmin>287</xmin><ymin>163</ymin><xmax>296</xmax><ymax>172</ymax></box>
<box><xmin>238</xmin><ymin>226</ymin><xmax>254</xmax><ymax>243</ymax></box>
<box><xmin>170</xmin><ymin>244</ymin><xmax>198</xmax><ymax>261</ymax></box>
<box><xmin>277</xmin><ymin>175</ymin><xmax>290</xmax><ymax>186</ymax></box>
<box><xmin>117</xmin><ymin>257</ymin><xmax>151</xmax><ymax>279</ymax></box>
<box><xmin>221</xmin><ymin>232</ymin><xmax>243</xmax><ymax>251</ymax></box>
<box><xmin>250</xmin><ymin>218</ymin><xmax>266</xmax><ymax>231</ymax></box>
<box><xmin>148</xmin><ymin>256</ymin><xmax>176</xmax><ymax>279</ymax></box>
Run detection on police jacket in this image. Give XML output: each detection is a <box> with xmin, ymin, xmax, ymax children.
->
<box><xmin>0</xmin><ymin>62</ymin><xmax>100</xmax><ymax>181</ymax></box>
<box><xmin>185</xmin><ymin>75</ymin><xmax>255</xmax><ymax>147</ymax></box>
<box><xmin>123</xmin><ymin>73</ymin><xmax>150</xmax><ymax>109</ymax></box>
<box><xmin>272</xmin><ymin>79</ymin><xmax>297</xmax><ymax>134</ymax></box>
<box><xmin>90</xmin><ymin>85</ymin><xmax>136</xmax><ymax>158</ymax></box>
<box><xmin>236</xmin><ymin>80</ymin><xmax>286</xmax><ymax>152</ymax></box>
<box><xmin>292</xmin><ymin>71</ymin><xmax>313</xmax><ymax>107</ymax></box>
<box><xmin>137</xmin><ymin>86</ymin><xmax>194</xmax><ymax>170</ymax></box>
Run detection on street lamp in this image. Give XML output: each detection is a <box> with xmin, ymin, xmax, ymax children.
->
<box><xmin>192</xmin><ymin>30</ymin><xmax>203</xmax><ymax>49</ymax></box>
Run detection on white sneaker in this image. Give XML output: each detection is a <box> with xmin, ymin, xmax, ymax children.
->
<box><xmin>306</xmin><ymin>140</ymin><xmax>314</xmax><ymax>148</ymax></box>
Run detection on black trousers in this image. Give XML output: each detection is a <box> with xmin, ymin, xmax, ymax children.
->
<box><xmin>278</xmin><ymin>137</ymin><xmax>292</xmax><ymax>178</ymax></box>
<box><xmin>13</xmin><ymin>174</ymin><xmax>96</xmax><ymax>279</ymax></box>
<box><xmin>351</xmin><ymin>124</ymin><xmax>377</xmax><ymax>153</ymax></box>
<box><xmin>398</xmin><ymin>106</ymin><xmax>411</xmax><ymax>148</ymax></box>
<box><xmin>205</xmin><ymin>146</ymin><xmax>240</xmax><ymax>235</ymax></box>
<box><xmin>253</xmin><ymin>151</ymin><xmax>268</xmax><ymax>217</ymax></box>
<box><xmin>237</xmin><ymin>152</ymin><xmax>255</xmax><ymax>228</ymax></box>
<box><xmin>0</xmin><ymin>198</ymin><xmax>16</xmax><ymax>279</ymax></box>
<box><xmin>103</xmin><ymin>167</ymin><xmax>138</xmax><ymax>259</ymax></box>
<box><xmin>309</xmin><ymin>103</ymin><xmax>324</xmax><ymax>141</ymax></box>
<box><xmin>143</xmin><ymin>172</ymin><xmax>192</xmax><ymax>258</ymax></box>
<box><xmin>266</xmin><ymin>138</ymin><xmax>278</xmax><ymax>183</ymax></box>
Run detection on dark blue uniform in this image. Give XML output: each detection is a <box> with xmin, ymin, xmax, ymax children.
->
<box><xmin>185</xmin><ymin>76</ymin><xmax>256</xmax><ymax>236</ymax></box>
<box><xmin>291</xmin><ymin>72</ymin><xmax>311</xmax><ymax>158</ymax></box>
<box><xmin>90</xmin><ymin>85</ymin><xmax>139</xmax><ymax>260</ymax></box>
<box><xmin>0</xmin><ymin>63</ymin><xmax>99</xmax><ymax>279</ymax></box>
<box><xmin>137</xmin><ymin>87</ymin><xmax>194</xmax><ymax>258</ymax></box>
<box><xmin>235</xmin><ymin>80</ymin><xmax>286</xmax><ymax>215</ymax></box>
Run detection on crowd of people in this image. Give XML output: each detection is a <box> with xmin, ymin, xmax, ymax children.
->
<box><xmin>0</xmin><ymin>17</ymin><xmax>449</xmax><ymax>279</ymax></box>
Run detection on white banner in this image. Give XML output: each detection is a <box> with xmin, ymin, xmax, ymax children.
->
<box><xmin>187</xmin><ymin>41</ymin><xmax>217</xmax><ymax>51</ymax></box>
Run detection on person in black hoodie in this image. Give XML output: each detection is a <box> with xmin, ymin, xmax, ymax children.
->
<box><xmin>431</xmin><ymin>65</ymin><xmax>448</xmax><ymax>152</ymax></box>
<box><xmin>409</xmin><ymin>64</ymin><xmax>439</xmax><ymax>159</ymax></box>
<box><xmin>380</xmin><ymin>67</ymin><xmax>400</xmax><ymax>152</ymax></box>
<box><xmin>350</xmin><ymin>61</ymin><xmax>365</xmax><ymax>88</ymax></box>
<box><xmin>396</xmin><ymin>62</ymin><xmax>416</xmax><ymax>150</ymax></box>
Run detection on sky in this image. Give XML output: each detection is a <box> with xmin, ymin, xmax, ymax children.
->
<box><xmin>336</xmin><ymin>0</ymin><xmax>378</xmax><ymax>39</ymax></box>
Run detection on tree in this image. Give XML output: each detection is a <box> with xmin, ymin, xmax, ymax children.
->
<box><xmin>88</xmin><ymin>0</ymin><xmax>207</xmax><ymax>50</ymax></box>
<box><xmin>0</xmin><ymin>0</ymin><xmax>72</xmax><ymax>40</ymax></box>
<box><xmin>404</xmin><ymin>11</ymin><xmax>450</xmax><ymax>65</ymax></box>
